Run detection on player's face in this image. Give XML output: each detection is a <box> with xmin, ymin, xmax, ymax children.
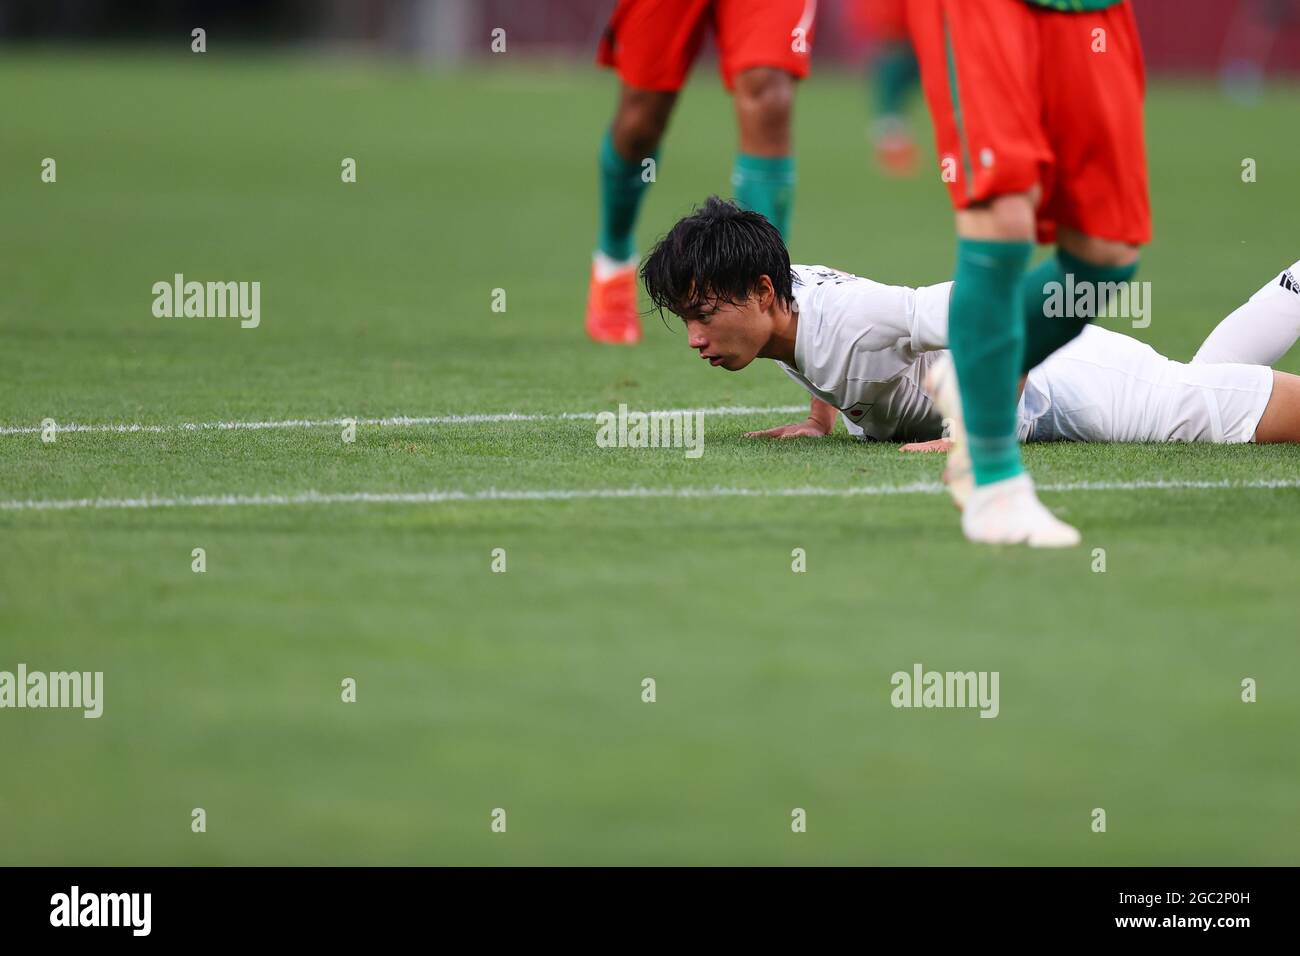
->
<box><xmin>682</xmin><ymin>292</ymin><xmax>771</xmax><ymax>372</ymax></box>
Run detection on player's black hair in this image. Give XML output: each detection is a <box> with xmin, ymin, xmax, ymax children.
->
<box><xmin>641</xmin><ymin>196</ymin><xmax>795</xmax><ymax>319</ymax></box>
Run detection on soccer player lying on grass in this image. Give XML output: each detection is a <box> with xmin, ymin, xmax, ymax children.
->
<box><xmin>641</xmin><ymin>199</ymin><xmax>1300</xmax><ymax>519</ymax></box>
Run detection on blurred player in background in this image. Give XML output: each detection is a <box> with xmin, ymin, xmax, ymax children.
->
<box><xmin>586</xmin><ymin>0</ymin><xmax>818</xmax><ymax>344</ymax></box>
<box><xmin>907</xmin><ymin>0</ymin><xmax>1150</xmax><ymax>547</ymax></box>
<box><xmin>849</xmin><ymin>0</ymin><xmax>920</xmax><ymax>176</ymax></box>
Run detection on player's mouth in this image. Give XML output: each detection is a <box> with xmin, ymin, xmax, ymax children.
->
<box><xmin>701</xmin><ymin>353</ymin><xmax>724</xmax><ymax>366</ymax></box>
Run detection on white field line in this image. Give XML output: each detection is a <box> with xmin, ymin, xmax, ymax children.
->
<box><xmin>3</xmin><ymin>478</ymin><xmax>1299</xmax><ymax>513</ymax></box>
<box><xmin>0</xmin><ymin>404</ymin><xmax>809</xmax><ymax>436</ymax></box>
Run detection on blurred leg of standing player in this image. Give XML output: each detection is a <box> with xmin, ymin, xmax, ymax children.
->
<box><xmin>851</xmin><ymin>0</ymin><xmax>920</xmax><ymax>176</ymax></box>
<box><xmin>588</xmin><ymin>0</ymin><xmax>815</xmax><ymax>344</ymax></box>
<box><xmin>722</xmin><ymin>0</ymin><xmax>816</xmax><ymax>238</ymax></box>
<box><xmin>1016</xmin><ymin>4</ymin><xmax>1148</xmax><ymax>377</ymax></box>
<box><xmin>907</xmin><ymin>0</ymin><xmax>1149</xmax><ymax>546</ymax></box>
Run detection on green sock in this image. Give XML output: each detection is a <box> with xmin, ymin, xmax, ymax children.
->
<box><xmin>1021</xmin><ymin>250</ymin><xmax>1139</xmax><ymax>372</ymax></box>
<box><xmin>872</xmin><ymin>41</ymin><xmax>919</xmax><ymax>121</ymax></box>
<box><xmin>732</xmin><ymin>153</ymin><xmax>796</xmax><ymax>240</ymax></box>
<box><xmin>949</xmin><ymin>238</ymin><xmax>1033</xmax><ymax>487</ymax></box>
<box><xmin>598</xmin><ymin>128</ymin><xmax>655</xmax><ymax>262</ymax></box>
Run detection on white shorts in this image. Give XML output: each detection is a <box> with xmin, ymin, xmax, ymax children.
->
<box><xmin>1019</xmin><ymin>325</ymin><xmax>1275</xmax><ymax>443</ymax></box>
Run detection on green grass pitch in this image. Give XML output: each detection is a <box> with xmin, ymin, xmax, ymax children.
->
<box><xmin>1</xmin><ymin>52</ymin><xmax>1298</xmax><ymax>864</ymax></box>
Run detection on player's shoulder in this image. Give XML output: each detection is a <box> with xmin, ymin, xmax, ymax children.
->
<box><xmin>793</xmin><ymin>264</ymin><xmax>866</xmax><ymax>288</ymax></box>
<box><xmin>792</xmin><ymin>265</ymin><xmax>872</xmax><ymax>322</ymax></box>
<box><xmin>793</xmin><ymin>264</ymin><xmax>903</xmax><ymax>303</ymax></box>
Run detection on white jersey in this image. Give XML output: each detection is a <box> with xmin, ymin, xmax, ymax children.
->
<box><xmin>779</xmin><ymin>264</ymin><xmax>1272</xmax><ymax>445</ymax></box>
<box><xmin>780</xmin><ymin>265</ymin><xmax>952</xmax><ymax>441</ymax></box>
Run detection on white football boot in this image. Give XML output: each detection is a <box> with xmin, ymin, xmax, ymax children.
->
<box><xmin>961</xmin><ymin>473</ymin><xmax>1081</xmax><ymax>548</ymax></box>
<box><xmin>922</xmin><ymin>354</ymin><xmax>974</xmax><ymax>509</ymax></box>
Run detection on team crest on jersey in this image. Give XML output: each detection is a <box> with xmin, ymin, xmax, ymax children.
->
<box><xmin>842</xmin><ymin>401</ymin><xmax>873</xmax><ymax>421</ymax></box>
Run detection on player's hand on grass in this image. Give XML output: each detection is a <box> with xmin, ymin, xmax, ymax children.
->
<box><xmin>746</xmin><ymin>397</ymin><xmax>837</xmax><ymax>439</ymax></box>
<box><xmin>899</xmin><ymin>437</ymin><xmax>955</xmax><ymax>453</ymax></box>
<box><xmin>745</xmin><ymin>417</ymin><xmax>833</xmax><ymax>439</ymax></box>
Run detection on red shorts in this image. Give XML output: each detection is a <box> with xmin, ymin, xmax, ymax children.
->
<box><xmin>597</xmin><ymin>0</ymin><xmax>818</xmax><ymax>93</ymax></box>
<box><xmin>849</xmin><ymin>0</ymin><xmax>910</xmax><ymax>43</ymax></box>
<box><xmin>907</xmin><ymin>0</ymin><xmax>1151</xmax><ymax>245</ymax></box>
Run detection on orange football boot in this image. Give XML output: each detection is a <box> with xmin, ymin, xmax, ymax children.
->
<box><xmin>585</xmin><ymin>262</ymin><xmax>641</xmax><ymax>345</ymax></box>
<box><xmin>873</xmin><ymin>123</ymin><xmax>919</xmax><ymax>178</ymax></box>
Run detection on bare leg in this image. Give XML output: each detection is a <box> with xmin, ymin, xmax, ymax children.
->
<box><xmin>955</xmin><ymin>190</ymin><xmax>1037</xmax><ymax>243</ymax></box>
<box><xmin>732</xmin><ymin>67</ymin><xmax>794</xmax><ymax>156</ymax></box>
<box><xmin>1252</xmin><ymin>371</ymin><xmax>1300</xmax><ymax>442</ymax></box>
<box><xmin>1057</xmin><ymin>226</ymin><xmax>1140</xmax><ymax>268</ymax></box>
<box><xmin>610</xmin><ymin>84</ymin><xmax>677</xmax><ymax>161</ymax></box>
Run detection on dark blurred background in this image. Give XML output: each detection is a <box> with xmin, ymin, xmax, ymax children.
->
<box><xmin>3</xmin><ymin>0</ymin><xmax>1299</xmax><ymax>84</ymax></box>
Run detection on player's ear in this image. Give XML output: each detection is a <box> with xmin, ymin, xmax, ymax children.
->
<box><xmin>757</xmin><ymin>274</ymin><xmax>775</xmax><ymax>309</ymax></box>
